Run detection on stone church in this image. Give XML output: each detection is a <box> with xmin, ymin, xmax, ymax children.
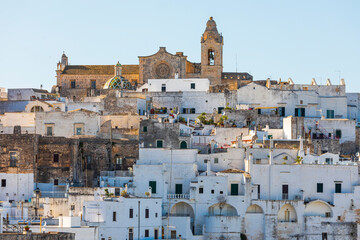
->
<box><xmin>55</xmin><ymin>17</ymin><xmax>252</xmax><ymax>99</ymax></box>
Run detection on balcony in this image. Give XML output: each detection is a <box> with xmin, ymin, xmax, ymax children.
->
<box><xmin>167</xmin><ymin>194</ymin><xmax>190</xmax><ymax>199</ymax></box>
<box><xmin>40</xmin><ymin>191</ymin><xmax>67</xmax><ymax>198</ymax></box>
<box><xmin>100</xmin><ymin>170</ymin><xmax>133</xmax><ymax>177</ymax></box>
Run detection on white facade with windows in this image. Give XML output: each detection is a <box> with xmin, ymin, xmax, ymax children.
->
<box><xmin>0</xmin><ymin>173</ymin><xmax>34</xmax><ymax>202</ymax></box>
<box><xmin>83</xmin><ymin>197</ymin><xmax>162</xmax><ymax>240</ymax></box>
<box><xmin>146</xmin><ymin>78</ymin><xmax>210</xmax><ymax>92</ymax></box>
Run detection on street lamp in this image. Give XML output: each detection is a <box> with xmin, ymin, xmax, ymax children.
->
<box><xmin>34</xmin><ymin>188</ymin><xmax>41</xmax><ymax>218</ymax></box>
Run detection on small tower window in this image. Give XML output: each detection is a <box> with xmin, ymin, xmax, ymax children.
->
<box><xmin>208</xmin><ymin>49</ymin><xmax>215</xmax><ymax>65</ymax></box>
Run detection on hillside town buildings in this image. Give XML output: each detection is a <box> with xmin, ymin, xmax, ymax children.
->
<box><xmin>1</xmin><ymin>17</ymin><xmax>360</xmax><ymax>240</ymax></box>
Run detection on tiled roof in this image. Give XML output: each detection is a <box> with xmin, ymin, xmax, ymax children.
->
<box><xmin>62</xmin><ymin>65</ymin><xmax>139</xmax><ymax>75</ymax></box>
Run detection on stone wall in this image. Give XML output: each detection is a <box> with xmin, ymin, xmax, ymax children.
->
<box><xmin>0</xmin><ymin>233</ymin><xmax>75</xmax><ymax>240</ymax></box>
<box><xmin>225</xmin><ymin>109</ymin><xmax>282</xmax><ymax>129</ymax></box>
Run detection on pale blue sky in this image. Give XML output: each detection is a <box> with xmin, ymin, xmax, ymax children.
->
<box><xmin>0</xmin><ymin>0</ymin><xmax>359</xmax><ymax>92</ymax></box>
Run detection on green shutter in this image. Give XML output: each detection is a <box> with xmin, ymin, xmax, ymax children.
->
<box><xmin>231</xmin><ymin>184</ymin><xmax>239</xmax><ymax>195</ymax></box>
<box><xmin>149</xmin><ymin>181</ymin><xmax>156</xmax><ymax>194</ymax></box>
<box><xmin>175</xmin><ymin>184</ymin><xmax>183</xmax><ymax>194</ymax></box>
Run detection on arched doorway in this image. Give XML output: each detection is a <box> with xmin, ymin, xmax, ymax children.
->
<box><xmin>170</xmin><ymin>202</ymin><xmax>195</xmax><ymax>234</ymax></box>
<box><xmin>278</xmin><ymin>204</ymin><xmax>297</xmax><ymax>222</ymax></box>
<box><xmin>208</xmin><ymin>203</ymin><xmax>238</xmax><ymax>216</ymax></box>
<box><xmin>304</xmin><ymin>200</ymin><xmax>332</xmax><ymax>217</ymax></box>
<box><xmin>180</xmin><ymin>141</ymin><xmax>187</xmax><ymax>149</ymax></box>
<box><xmin>30</xmin><ymin>106</ymin><xmax>44</xmax><ymax>112</ymax></box>
<box><xmin>245</xmin><ymin>204</ymin><xmax>264</xmax><ymax>239</ymax></box>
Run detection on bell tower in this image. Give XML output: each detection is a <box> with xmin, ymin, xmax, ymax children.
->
<box><xmin>201</xmin><ymin>17</ymin><xmax>223</xmax><ymax>85</ymax></box>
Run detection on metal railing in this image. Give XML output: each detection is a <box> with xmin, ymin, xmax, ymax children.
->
<box><xmin>100</xmin><ymin>170</ymin><xmax>134</xmax><ymax>177</ymax></box>
<box><xmin>41</xmin><ymin>191</ymin><xmax>67</xmax><ymax>198</ymax></box>
<box><xmin>167</xmin><ymin>194</ymin><xmax>190</xmax><ymax>199</ymax></box>
<box><xmin>282</xmin><ymin>194</ymin><xmax>289</xmax><ymax>200</ymax></box>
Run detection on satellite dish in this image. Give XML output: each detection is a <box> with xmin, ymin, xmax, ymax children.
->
<box><xmin>356</xmin><ymin>152</ymin><xmax>359</xmax><ymax>157</ymax></box>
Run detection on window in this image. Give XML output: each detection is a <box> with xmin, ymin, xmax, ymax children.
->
<box><xmin>145</xmin><ymin>208</ymin><xmax>149</xmax><ymax>218</ymax></box>
<box><xmin>1</xmin><ymin>179</ymin><xmax>6</xmax><ymax>187</ymax></box>
<box><xmin>71</xmin><ymin>205</ymin><xmax>75</xmax><ymax>211</ymax></box>
<box><xmin>191</xmin><ymin>83</ymin><xmax>195</xmax><ymax>89</ymax></box>
<box><xmin>74</xmin><ymin>123</ymin><xmax>84</xmax><ymax>135</ymax></box>
<box><xmin>211</xmin><ymin>189</ymin><xmax>214</xmax><ymax>194</ymax></box>
<box><xmin>175</xmin><ymin>184</ymin><xmax>183</xmax><ymax>194</ymax></box>
<box><xmin>317</xmin><ymin>183</ymin><xmax>323</xmax><ymax>193</ymax></box>
<box><xmin>46</xmin><ymin>126</ymin><xmax>53</xmax><ymax>136</ymax></box>
<box><xmin>53</xmin><ymin>154</ymin><xmax>59</xmax><ymax>163</ymax></box>
<box><xmin>10</xmin><ymin>152</ymin><xmax>17</xmax><ymax>167</ymax></box>
<box><xmin>113</xmin><ymin>211</ymin><xmax>116</xmax><ymax>221</ymax></box>
<box><xmin>171</xmin><ymin>230</ymin><xmax>177</xmax><ymax>239</ymax></box>
<box><xmin>335</xmin><ymin>183</ymin><xmax>342</xmax><ymax>193</ymax></box>
<box><xmin>325</xmin><ymin>158</ymin><xmax>333</xmax><ymax>165</ymax></box>
<box><xmin>145</xmin><ymin>229</ymin><xmax>149</xmax><ymax>237</ymax></box>
<box><xmin>220</xmin><ymin>191</ymin><xmax>223</xmax><ymax>194</ymax></box>
<box><xmin>76</xmin><ymin>127</ymin><xmax>82</xmax><ymax>135</ymax></box>
<box><xmin>156</xmin><ymin>140</ymin><xmax>163</xmax><ymax>148</ymax></box>
<box><xmin>257</xmin><ymin>185</ymin><xmax>261</xmax><ymax>199</ymax></box>
<box><xmin>155</xmin><ymin>213</ymin><xmax>158</xmax><ymax>218</ymax></box>
<box><xmin>231</xmin><ymin>184</ymin><xmax>239</xmax><ymax>195</ymax></box>
<box><xmin>86</xmin><ymin>156</ymin><xmax>92</xmax><ymax>170</ymax></box>
<box><xmin>129</xmin><ymin>208</ymin><xmax>133</xmax><ymax>218</ymax></box>
<box><xmin>199</xmin><ymin>187</ymin><xmax>203</xmax><ymax>194</ymax></box>
<box><xmin>257</xmin><ymin>109</ymin><xmax>261</xmax><ymax>114</ymax></box>
<box><xmin>115</xmin><ymin>157</ymin><xmax>122</xmax><ymax>170</ymax></box>
<box><xmin>91</xmin><ymin>80</ymin><xmax>96</xmax><ymax>89</ymax></box>
<box><xmin>218</xmin><ymin>107</ymin><xmax>224</xmax><ymax>114</ymax></box>
<box><xmin>128</xmin><ymin>228</ymin><xmax>134</xmax><ymax>240</ymax></box>
<box><xmin>182</xmin><ymin>108</ymin><xmax>196</xmax><ymax>114</ymax></box>
<box><xmin>282</xmin><ymin>184</ymin><xmax>289</xmax><ymax>200</ymax></box>
<box><xmin>279</xmin><ymin>107</ymin><xmax>285</xmax><ymax>117</ymax></box>
<box><xmin>295</xmin><ymin>108</ymin><xmax>305</xmax><ymax>117</ymax></box>
<box><xmin>214</xmin><ymin>158</ymin><xmax>219</xmax><ymax>164</ymax></box>
<box><xmin>149</xmin><ymin>181</ymin><xmax>157</xmax><ymax>194</ymax></box>
<box><xmin>54</xmin><ymin>179</ymin><xmax>59</xmax><ymax>185</ymax></box>
<box><xmin>335</xmin><ymin>129</ymin><xmax>342</xmax><ymax>139</ymax></box>
<box><xmin>300</xmin><ymin>100</ymin><xmax>303</xmax><ymax>104</ymax></box>
<box><xmin>154</xmin><ymin>229</ymin><xmax>159</xmax><ymax>239</ymax></box>
<box><xmin>161</xmin><ymin>84</ymin><xmax>166</xmax><ymax>92</ymax></box>
<box><xmin>71</xmin><ymin>80</ymin><xmax>76</xmax><ymax>89</ymax></box>
<box><xmin>303</xmin><ymin>87</ymin><xmax>308</xmax><ymax>91</ymax></box>
<box><xmin>208</xmin><ymin>49</ymin><xmax>215</xmax><ymax>65</ymax></box>
<box><xmin>115</xmin><ymin>188</ymin><xmax>120</xmax><ymax>196</ymax></box>
<box><xmin>326</xmin><ymin>110</ymin><xmax>334</xmax><ymax>119</ymax></box>
<box><xmin>143</xmin><ymin>126</ymin><xmax>148</xmax><ymax>132</ymax></box>
<box><xmin>322</xmin><ymin>232</ymin><xmax>328</xmax><ymax>240</ymax></box>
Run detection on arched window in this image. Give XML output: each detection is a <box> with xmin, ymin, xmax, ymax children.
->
<box><xmin>208</xmin><ymin>49</ymin><xmax>215</xmax><ymax>65</ymax></box>
<box><xmin>30</xmin><ymin>106</ymin><xmax>44</xmax><ymax>112</ymax></box>
<box><xmin>180</xmin><ymin>141</ymin><xmax>187</xmax><ymax>149</ymax></box>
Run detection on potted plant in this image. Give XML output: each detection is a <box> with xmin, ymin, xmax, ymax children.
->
<box><xmin>24</xmin><ymin>225</ymin><xmax>30</xmax><ymax>231</ymax></box>
<box><xmin>145</xmin><ymin>191</ymin><xmax>150</xmax><ymax>197</ymax></box>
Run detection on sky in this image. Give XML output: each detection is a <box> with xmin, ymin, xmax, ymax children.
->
<box><xmin>0</xmin><ymin>0</ymin><xmax>359</xmax><ymax>92</ymax></box>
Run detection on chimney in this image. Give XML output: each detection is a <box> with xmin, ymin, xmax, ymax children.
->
<box><xmin>298</xmin><ymin>136</ymin><xmax>305</xmax><ymax>158</ymax></box>
<box><xmin>187</xmin><ymin>118</ymin><xmax>190</xmax><ymax>127</ymax></box>
<box><xmin>206</xmin><ymin>160</ymin><xmax>211</xmax><ymax>176</ymax></box>
<box><xmin>269</xmin><ymin>138</ymin><xmax>274</xmax><ymax>149</ymax></box>
<box><xmin>148</xmin><ymin>186</ymin><xmax>152</xmax><ymax>197</ymax></box>
<box><xmin>249</xmin><ymin>153</ymin><xmax>253</xmax><ymax>163</ymax></box>
<box><xmin>237</xmin><ymin>134</ymin><xmax>243</xmax><ymax>148</ymax></box>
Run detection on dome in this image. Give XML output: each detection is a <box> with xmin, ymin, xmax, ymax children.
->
<box><xmin>103</xmin><ymin>76</ymin><xmax>133</xmax><ymax>90</ymax></box>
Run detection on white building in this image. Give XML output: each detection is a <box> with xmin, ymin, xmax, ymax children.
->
<box><xmin>145</xmin><ymin>78</ymin><xmax>210</xmax><ymax>92</ymax></box>
<box><xmin>0</xmin><ymin>173</ymin><xmax>34</xmax><ymax>202</ymax></box>
<box><xmin>83</xmin><ymin>197</ymin><xmax>162</xmax><ymax>240</ymax></box>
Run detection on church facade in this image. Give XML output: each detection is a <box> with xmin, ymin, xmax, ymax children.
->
<box><xmin>55</xmin><ymin>17</ymin><xmax>253</xmax><ymax>99</ymax></box>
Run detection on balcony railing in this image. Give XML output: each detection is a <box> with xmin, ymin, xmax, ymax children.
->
<box><xmin>167</xmin><ymin>194</ymin><xmax>190</xmax><ymax>199</ymax></box>
<box><xmin>100</xmin><ymin>170</ymin><xmax>133</xmax><ymax>177</ymax></box>
<box><xmin>41</xmin><ymin>191</ymin><xmax>67</xmax><ymax>198</ymax></box>
<box><xmin>282</xmin><ymin>194</ymin><xmax>289</xmax><ymax>200</ymax></box>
